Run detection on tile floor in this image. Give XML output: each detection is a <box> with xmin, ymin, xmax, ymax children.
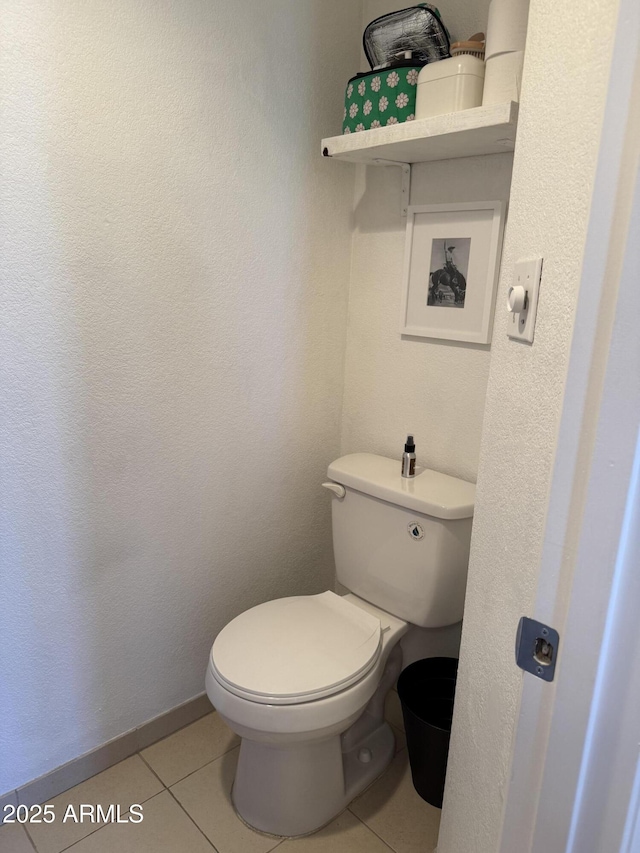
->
<box><xmin>0</xmin><ymin>692</ymin><xmax>440</xmax><ymax>853</ymax></box>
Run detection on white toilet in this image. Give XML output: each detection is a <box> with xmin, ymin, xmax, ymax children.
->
<box><xmin>205</xmin><ymin>452</ymin><xmax>475</xmax><ymax>837</ymax></box>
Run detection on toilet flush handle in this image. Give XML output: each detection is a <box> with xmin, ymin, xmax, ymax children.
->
<box><xmin>322</xmin><ymin>482</ymin><xmax>346</xmax><ymax>499</ymax></box>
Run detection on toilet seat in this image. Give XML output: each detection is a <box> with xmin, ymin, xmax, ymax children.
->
<box><xmin>211</xmin><ymin>591</ymin><xmax>382</xmax><ymax>705</ymax></box>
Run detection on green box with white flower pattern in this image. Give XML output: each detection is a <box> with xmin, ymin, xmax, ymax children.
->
<box><xmin>343</xmin><ymin>64</ymin><xmax>422</xmax><ymax>135</ymax></box>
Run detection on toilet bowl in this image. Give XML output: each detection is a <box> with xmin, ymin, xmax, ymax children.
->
<box><xmin>206</xmin><ymin>592</ymin><xmax>408</xmax><ymax>837</ymax></box>
<box><xmin>205</xmin><ymin>453</ymin><xmax>475</xmax><ymax>837</ymax></box>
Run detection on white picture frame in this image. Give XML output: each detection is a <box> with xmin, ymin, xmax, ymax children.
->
<box><xmin>400</xmin><ymin>201</ymin><xmax>506</xmax><ymax>344</ymax></box>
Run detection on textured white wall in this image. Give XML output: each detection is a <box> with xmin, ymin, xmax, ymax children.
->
<box><xmin>437</xmin><ymin>0</ymin><xmax>621</xmax><ymax>851</ymax></box>
<box><xmin>0</xmin><ymin>0</ymin><xmax>361</xmax><ymax>793</ymax></box>
<box><xmin>341</xmin><ymin>155</ymin><xmax>513</xmax><ymax>483</ymax></box>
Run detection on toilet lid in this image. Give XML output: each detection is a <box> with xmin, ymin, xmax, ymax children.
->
<box><xmin>211</xmin><ymin>591</ymin><xmax>382</xmax><ymax>705</ymax></box>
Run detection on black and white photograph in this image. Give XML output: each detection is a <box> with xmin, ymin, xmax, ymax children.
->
<box><xmin>401</xmin><ymin>202</ymin><xmax>505</xmax><ymax>343</ymax></box>
<box><xmin>427</xmin><ymin>238</ymin><xmax>470</xmax><ymax>308</ymax></box>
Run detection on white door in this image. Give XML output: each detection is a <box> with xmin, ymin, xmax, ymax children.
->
<box><xmin>499</xmin><ymin>5</ymin><xmax>640</xmax><ymax>849</ymax></box>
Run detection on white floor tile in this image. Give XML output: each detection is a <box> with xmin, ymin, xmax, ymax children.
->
<box><xmin>171</xmin><ymin>747</ymin><xmax>280</xmax><ymax>853</ymax></box>
<box><xmin>277</xmin><ymin>810</ymin><xmax>393</xmax><ymax>852</ymax></box>
<box><xmin>61</xmin><ymin>790</ymin><xmax>214</xmax><ymax>853</ymax></box>
<box><xmin>141</xmin><ymin>712</ymin><xmax>239</xmax><ymax>787</ymax></box>
<box><xmin>26</xmin><ymin>756</ymin><xmax>163</xmax><ymax>853</ymax></box>
<box><xmin>350</xmin><ymin>751</ymin><xmax>440</xmax><ymax>853</ymax></box>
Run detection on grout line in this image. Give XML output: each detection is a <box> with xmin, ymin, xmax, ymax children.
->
<box><xmin>165</xmin><ymin>787</ymin><xmax>219</xmax><ymax>852</ymax></box>
<box><xmin>58</xmin><ymin>821</ymin><xmax>120</xmax><ymax>852</ymax></box>
<box><xmin>158</xmin><ymin>742</ymin><xmax>240</xmax><ymax>790</ymax></box>
<box><xmin>137</xmin><ymin>753</ymin><xmax>167</xmax><ymax>789</ymax></box>
<box><xmin>347</xmin><ymin>808</ymin><xmax>397</xmax><ymax>852</ymax></box>
<box><xmin>225</xmin><ymin>784</ymin><xmax>284</xmax><ymax>852</ymax></box>
<box><xmin>165</xmin><ymin>752</ymin><xmax>284</xmax><ymax>853</ymax></box>
<box><xmin>54</xmin><ymin>787</ymin><xmax>167</xmax><ymax>852</ymax></box>
<box><xmin>21</xmin><ymin>824</ymin><xmax>38</xmax><ymax>852</ymax></box>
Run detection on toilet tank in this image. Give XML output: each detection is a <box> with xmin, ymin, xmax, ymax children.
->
<box><xmin>327</xmin><ymin>453</ymin><xmax>475</xmax><ymax>628</ymax></box>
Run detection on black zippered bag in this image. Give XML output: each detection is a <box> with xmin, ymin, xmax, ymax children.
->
<box><xmin>363</xmin><ymin>4</ymin><xmax>451</xmax><ymax>70</ymax></box>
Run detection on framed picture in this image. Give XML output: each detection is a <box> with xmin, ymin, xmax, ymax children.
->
<box><xmin>400</xmin><ymin>201</ymin><xmax>505</xmax><ymax>344</ymax></box>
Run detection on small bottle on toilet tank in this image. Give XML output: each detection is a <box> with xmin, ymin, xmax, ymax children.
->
<box><xmin>401</xmin><ymin>435</ymin><xmax>416</xmax><ymax>478</ymax></box>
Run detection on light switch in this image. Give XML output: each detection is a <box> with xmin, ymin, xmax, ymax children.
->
<box><xmin>507</xmin><ymin>257</ymin><xmax>543</xmax><ymax>343</ymax></box>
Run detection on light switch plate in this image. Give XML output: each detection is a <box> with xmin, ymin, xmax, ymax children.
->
<box><xmin>507</xmin><ymin>257</ymin><xmax>543</xmax><ymax>343</ymax></box>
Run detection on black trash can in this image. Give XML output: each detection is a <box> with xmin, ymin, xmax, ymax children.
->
<box><xmin>397</xmin><ymin>657</ymin><xmax>458</xmax><ymax>808</ymax></box>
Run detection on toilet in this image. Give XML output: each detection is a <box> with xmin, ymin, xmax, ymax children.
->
<box><xmin>205</xmin><ymin>452</ymin><xmax>475</xmax><ymax>837</ymax></box>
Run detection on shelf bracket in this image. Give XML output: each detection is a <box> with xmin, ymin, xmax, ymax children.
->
<box><xmin>370</xmin><ymin>159</ymin><xmax>412</xmax><ymax>217</ymax></box>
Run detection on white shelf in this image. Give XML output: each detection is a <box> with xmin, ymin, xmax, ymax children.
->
<box><xmin>321</xmin><ymin>101</ymin><xmax>518</xmax><ymax>165</ymax></box>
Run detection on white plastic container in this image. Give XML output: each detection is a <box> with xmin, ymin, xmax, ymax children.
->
<box><xmin>416</xmin><ymin>55</ymin><xmax>485</xmax><ymax>120</ymax></box>
<box><xmin>482</xmin><ymin>50</ymin><xmax>523</xmax><ymax>105</ymax></box>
